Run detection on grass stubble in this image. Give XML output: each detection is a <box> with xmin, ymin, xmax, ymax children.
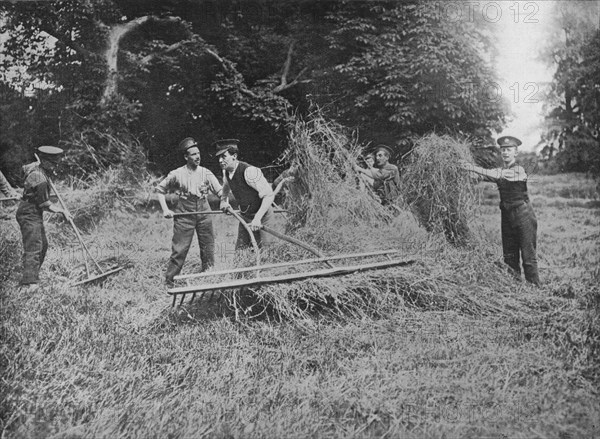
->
<box><xmin>1</xmin><ymin>118</ymin><xmax>599</xmax><ymax>438</ymax></box>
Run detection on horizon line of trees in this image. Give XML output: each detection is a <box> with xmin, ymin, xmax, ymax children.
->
<box><xmin>1</xmin><ymin>0</ymin><xmax>597</xmax><ymax>184</ymax></box>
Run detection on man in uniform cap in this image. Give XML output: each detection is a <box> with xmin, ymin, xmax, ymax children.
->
<box><xmin>460</xmin><ymin>135</ymin><xmax>540</xmax><ymax>286</ymax></box>
<box><xmin>215</xmin><ymin>139</ymin><xmax>275</xmax><ymax>249</ymax></box>
<box><xmin>17</xmin><ymin>146</ymin><xmax>70</xmax><ymax>291</ymax></box>
<box><xmin>156</xmin><ymin>137</ymin><xmax>223</xmax><ymax>286</ymax></box>
<box><xmin>354</xmin><ymin>144</ymin><xmax>400</xmax><ymax>205</ymax></box>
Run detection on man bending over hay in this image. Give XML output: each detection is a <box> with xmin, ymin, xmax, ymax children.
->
<box><xmin>216</xmin><ymin>139</ymin><xmax>275</xmax><ymax>250</ymax></box>
<box><xmin>354</xmin><ymin>145</ymin><xmax>400</xmax><ymax>205</ymax></box>
<box><xmin>460</xmin><ymin>136</ymin><xmax>540</xmax><ymax>286</ymax></box>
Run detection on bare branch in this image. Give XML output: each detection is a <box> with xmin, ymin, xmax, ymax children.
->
<box><xmin>274</xmin><ymin>67</ymin><xmax>311</xmax><ymax>93</ymax></box>
<box><xmin>273</xmin><ymin>41</ymin><xmax>311</xmax><ymax>93</ymax></box>
<box><xmin>279</xmin><ymin>41</ymin><xmax>295</xmax><ymax>87</ymax></box>
<box><xmin>140</xmin><ymin>40</ymin><xmax>190</xmax><ymax>64</ymax></box>
<box><xmin>38</xmin><ymin>26</ymin><xmax>97</xmax><ymax>59</ymax></box>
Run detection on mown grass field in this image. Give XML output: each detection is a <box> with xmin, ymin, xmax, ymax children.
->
<box><xmin>1</xmin><ymin>172</ymin><xmax>599</xmax><ymax>439</ymax></box>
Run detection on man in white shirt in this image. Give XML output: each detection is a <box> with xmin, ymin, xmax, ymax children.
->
<box><xmin>156</xmin><ymin>137</ymin><xmax>223</xmax><ymax>285</ymax></box>
<box><xmin>460</xmin><ymin>135</ymin><xmax>540</xmax><ymax>286</ymax></box>
<box><xmin>216</xmin><ymin>139</ymin><xmax>275</xmax><ymax>250</ymax></box>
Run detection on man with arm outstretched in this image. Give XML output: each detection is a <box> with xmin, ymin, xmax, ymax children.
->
<box><xmin>460</xmin><ymin>136</ymin><xmax>540</xmax><ymax>286</ymax></box>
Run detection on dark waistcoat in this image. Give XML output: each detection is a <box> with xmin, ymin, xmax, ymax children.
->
<box><xmin>496</xmin><ymin>165</ymin><xmax>529</xmax><ymax>208</ymax></box>
<box><xmin>226</xmin><ymin>161</ymin><xmax>262</xmax><ymax>215</ymax></box>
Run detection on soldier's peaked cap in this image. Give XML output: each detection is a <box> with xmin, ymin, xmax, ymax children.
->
<box><xmin>373</xmin><ymin>144</ymin><xmax>393</xmax><ymax>156</ymax></box>
<box><xmin>214</xmin><ymin>139</ymin><xmax>240</xmax><ymax>156</ymax></box>
<box><xmin>37</xmin><ymin>146</ymin><xmax>64</xmax><ymax>155</ymax></box>
<box><xmin>178</xmin><ymin>137</ymin><xmax>198</xmax><ymax>153</ymax></box>
<box><xmin>497</xmin><ymin>136</ymin><xmax>522</xmax><ymax>148</ymax></box>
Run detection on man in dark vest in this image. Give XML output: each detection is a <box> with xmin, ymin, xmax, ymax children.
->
<box><xmin>460</xmin><ymin>136</ymin><xmax>540</xmax><ymax>286</ymax></box>
<box><xmin>17</xmin><ymin>146</ymin><xmax>70</xmax><ymax>291</ymax></box>
<box><xmin>216</xmin><ymin>139</ymin><xmax>275</xmax><ymax>249</ymax></box>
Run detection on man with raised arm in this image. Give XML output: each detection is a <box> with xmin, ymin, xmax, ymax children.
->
<box><xmin>460</xmin><ymin>135</ymin><xmax>540</xmax><ymax>286</ymax></box>
<box><xmin>216</xmin><ymin>139</ymin><xmax>275</xmax><ymax>250</ymax></box>
<box><xmin>156</xmin><ymin>137</ymin><xmax>223</xmax><ymax>286</ymax></box>
<box><xmin>355</xmin><ymin>145</ymin><xmax>400</xmax><ymax>205</ymax></box>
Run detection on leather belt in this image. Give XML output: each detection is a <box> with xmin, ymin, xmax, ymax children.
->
<box><xmin>179</xmin><ymin>193</ymin><xmax>206</xmax><ymax>201</ymax></box>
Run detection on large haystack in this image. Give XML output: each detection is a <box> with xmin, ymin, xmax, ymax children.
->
<box><xmin>400</xmin><ymin>133</ymin><xmax>479</xmax><ymax>245</ymax></box>
<box><xmin>278</xmin><ymin>114</ymin><xmax>424</xmax><ymax>253</ymax></box>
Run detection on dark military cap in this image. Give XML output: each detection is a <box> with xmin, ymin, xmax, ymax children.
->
<box><xmin>37</xmin><ymin>146</ymin><xmax>64</xmax><ymax>163</ymax></box>
<box><xmin>373</xmin><ymin>144</ymin><xmax>393</xmax><ymax>156</ymax></box>
<box><xmin>497</xmin><ymin>136</ymin><xmax>522</xmax><ymax>148</ymax></box>
<box><xmin>178</xmin><ymin>137</ymin><xmax>198</xmax><ymax>153</ymax></box>
<box><xmin>214</xmin><ymin>139</ymin><xmax>240</xmax><ymax>156</ymax></box>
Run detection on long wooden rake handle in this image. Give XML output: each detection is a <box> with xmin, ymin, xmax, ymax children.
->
<box><xmin>226</xmin><ymin>207</ymin><xmax>261</xmax><ymax>271</ymax></box>
<box><xmin>261</xmin><ymin>226</ymin><xmax>334</xmax><ymax>268</ymax></box>
<box><xmin>172</xmin><ymin>208</ymin><xmax>286</xmax><ymax>217</ymax></box>
<box><xmin>39</xmin><ymin>162</ymin><xmax>103</xmax><ymax>275</ymax></box>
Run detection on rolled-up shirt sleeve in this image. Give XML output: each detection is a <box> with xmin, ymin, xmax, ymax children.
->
<box><xmin>244</xmin><ymin>166</ymin><xmax>273</xmax><ymax>199</ymax></box>
<box><xmin>35</xmin><ymin>181</ymin><xmax>51</xmax><ymax>208</ymax></box>
<box><xmin>206</xmin><ymin>171</ymin><xmax>223</xmax><ymax>196</ymax></box>
<box><xmin>25</xmin><ymin>171</ymin><xmax>51</xmax><ymax>208</ymax></box>
<box><xmin>156</xmin><ymin>172</ymin><xmax>177</xmax><ymax>194</ymax></box>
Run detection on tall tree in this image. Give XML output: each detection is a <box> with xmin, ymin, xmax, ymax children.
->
<box><xmin>1</xmin><ymin>0</ymin><xmax>509</xmax><ymax>177</ymax></box>
<box><xmin>313</xmin><ymin>1</ymin><xmax>508</xmax><ymax>153</ymax></box>
<box><xmin>539</xmin><ymin>1</ymin><xmax>600</xmax><ymax>175</ymax></box>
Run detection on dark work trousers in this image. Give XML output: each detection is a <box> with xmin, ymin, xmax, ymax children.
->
<box><xmin>236</xmin><ymin>207</ymin><xmax>274</xmax><ymax>250</ymax></box>
<box><xmin>500</xmin><ymin>201</ymin><xmax>540</xmax><ymax>286</ymax></box>
<box><xmin>165</xmin><ymin>197</ymin><xmax>215</xmax><ymax>283</ymax></box>
<box><xmin>16</xmin><ymin>202</ymin><xmax>48</xmax><ymax>285</ymax></box>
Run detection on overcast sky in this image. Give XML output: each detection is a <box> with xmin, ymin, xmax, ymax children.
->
<box><xmin>493</xmin><ymin>1</ymin><xmax>599</xmax><ymax>152</ymax></box>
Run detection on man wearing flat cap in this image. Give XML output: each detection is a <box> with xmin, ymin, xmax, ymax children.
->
<box><xmin>17</xmin><ymin>146</ymin><xmax>70</xmax><ymax>290</ymax></box>
<box><xmin>156</xmin><ymin>137</ymin><xmax>223</xmax><ymax>286</ymax></box>
<box><xmin>460</xmin><ymin>135</ymin><xmax>540</xmax><ymax>286</ymax></box>
<box><xmin>354</xmin><ymin>144</ymin><xmax>400</xmax><ymax>205</ymax></box>
<box><xmin>215</xmin><ymin>139</ymin><xmax>275</xmax><ymax>249</ymax></box>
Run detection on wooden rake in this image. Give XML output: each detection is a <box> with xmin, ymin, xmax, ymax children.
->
<box><xmin>37</xmin><ymin>154</ymin><xmax>125</xmax><ymax>286</ymax></box>
<box><xmin>168</xmin><ymin>207</ymin><xmax>415</xmax><ymax>307</ymax></box>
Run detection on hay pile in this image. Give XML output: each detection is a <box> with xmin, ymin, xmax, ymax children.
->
<box><xmin>276</xmin><ymin>114</ymin><xmax>426</xmax><ymax>253</ymax></box>
<box><xmin>178</xmin><ymin>115</ymin><xmax>547</xmax><ymax>326</ymax></box>
<box><xmin>281</xmin><ymin>115</ymin><xmax>390</xmax><ymax>229</ymax></box>
<box><xmin>400</xmin><ymin>133</ymin><xmax>478</xmax><ymax>245</ymax></box>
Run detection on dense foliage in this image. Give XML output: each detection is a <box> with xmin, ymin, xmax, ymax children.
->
<box><xmin>1</xmin><ymin>0</ymin><xmax>507</xmax><ymax>178</ymax></box>
<box><xmin>539</xmin><ymin>2</ymin><xmax>600</xmax><ymax>177</ymax></box>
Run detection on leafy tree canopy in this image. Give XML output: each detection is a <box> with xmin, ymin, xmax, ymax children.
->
<box><xmin>539</xmin><ymin>1</ymin><xmax>600</xmax><ymax>176</ymax></box>
<box><xmin>1</xmin><ymin>0</ymin><xmax>508</xmax><ymax>178</ymax></box>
